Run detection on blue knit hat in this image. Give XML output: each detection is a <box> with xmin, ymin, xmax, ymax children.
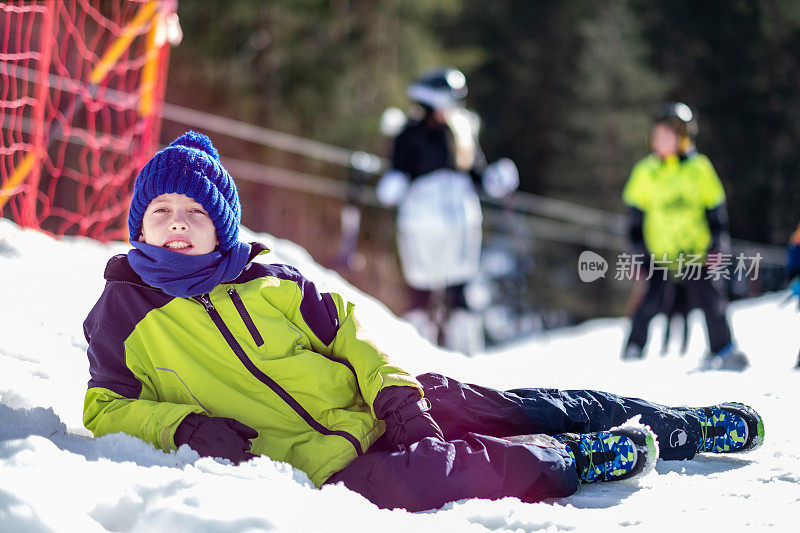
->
<box><xmin>128</xmin><ymin>131</ymin><xmax>242</xmax><ymax>252</ymax></box>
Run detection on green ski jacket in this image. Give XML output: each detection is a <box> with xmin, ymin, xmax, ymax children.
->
<box><xmin>83</xmin><ymin>243</ymin><xmax>421</xmax><ymax>486</ymax></box>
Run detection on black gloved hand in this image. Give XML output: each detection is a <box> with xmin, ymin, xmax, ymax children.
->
<box><xmin>374</xmin><ymin>387</ymin><xmax>444</xmax><ymax>451</ymax></box>
<box><xmin>174</xmin><ymin>413</ymin><xmax>259</xmax><ymax>464</ymax></box>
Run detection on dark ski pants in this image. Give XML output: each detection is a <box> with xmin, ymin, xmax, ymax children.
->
<box><xmin>327</xmin><ymin>373</ymin><xmax>705</xmax><ymax>511</ymax></box>
<box><xmin>626</xmin><ymin>274</ymin><xmax>733</xmax><ymax>354</ymax></box>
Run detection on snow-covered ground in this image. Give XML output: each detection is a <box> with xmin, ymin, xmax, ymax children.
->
<box><xmin>1</xmin><ymin>218</ymin><xmax>797</xmax><ymax>532</ymax></box>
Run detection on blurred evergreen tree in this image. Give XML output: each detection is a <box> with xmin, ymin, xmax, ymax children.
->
<box><xmin>169</xmin><ymin>0</ymin><xmax>466</xmax><ymax>153</ymax></box>
<box><xmin>443</xmin><ymin>0</ymin><xmax>661</xmax><ymax>211</ymax></box>
<box><xmin>554</xmin><ymin>0</ymin><xmax>663</xmax><ymax>210</ymax></box>
<box><xmin>443</xmin><ymin>0</ymin><xmax>587</xmax><ymax>196</ymax></box>
<box><xmin>635</xmin><ymin>0</ymin><xmax>800</xmax><ymax>243</ymax></box>
<box><xmin>755</xmin><ymin>1</ymin><xmax>800</xmax><ymax>243</ymax></box>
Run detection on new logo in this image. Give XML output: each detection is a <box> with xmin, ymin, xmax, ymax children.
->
<box><xmin>578</xmin><ymin>251</ymin><xmax>608</xmax><ymax>282</ymax></box>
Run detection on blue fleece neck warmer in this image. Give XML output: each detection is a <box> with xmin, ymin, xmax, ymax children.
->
<box><xmin>128</xmin><ymin>240</ymin><xmax>252</xmax><ymax>298</ymax></box>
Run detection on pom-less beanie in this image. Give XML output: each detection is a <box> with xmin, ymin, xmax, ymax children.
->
<box><xmin>128</xmin><ymin>131</ymin><xmax>241</xmax><ymax>252</ymax></box>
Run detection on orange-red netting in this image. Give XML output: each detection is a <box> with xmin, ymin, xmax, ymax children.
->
<box><xmin>1</xmin><ymin>0</ymin><xmax>175</xmax><ymax>240</ymax></box>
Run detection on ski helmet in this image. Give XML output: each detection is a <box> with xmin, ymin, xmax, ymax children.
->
<box><xmin>654</xmin><ymin>102</ymin><xmax>698</xmax><ymax>137</ymax></box>
<box><xmin>653</xmin><ymin>102</ymin><xmax>698</xmax><ymax>155</ymax></box>
<box><xmin>406</xmin><ymin>67</ymin><xmax>468</xmax><ymax>110</ymax></box>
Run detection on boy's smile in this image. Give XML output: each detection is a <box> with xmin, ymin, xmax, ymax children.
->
<box><xmin>139</xmin><ymin>193</ymin><xmax>218</xmax><ymax>255</ymax></box>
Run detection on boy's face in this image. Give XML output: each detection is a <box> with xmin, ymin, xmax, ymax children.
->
<box><xmin>138</xmin><ymin>193</ymin><xmax>218</xmax><ymax>255</ymax></box>
<box><xmin>651</xmin><ymin>123</ymin><xmax>680</xmax><ymax>159</ymax></box>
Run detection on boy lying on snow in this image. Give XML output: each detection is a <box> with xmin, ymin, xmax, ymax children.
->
<box><xmin>83</xmin><ymin>132</ymin><xmax>764</xmax><ymax>512</ymax></box>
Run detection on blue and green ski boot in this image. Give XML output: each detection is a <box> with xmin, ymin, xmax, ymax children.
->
<box><xmin>695</xmin><ymin>402</ymin><xmax>764</xmax><ymax>453</ymax></box>
<box><xmin>556</xmin><ymin>422</ymin><xmax>658</xmax><ymax>483</ymax></box>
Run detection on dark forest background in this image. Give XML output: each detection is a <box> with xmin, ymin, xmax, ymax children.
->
<box><xmin>162</xmin><ymin>0</ymin><xmax>800</xmax><ymax>321</ymax></box>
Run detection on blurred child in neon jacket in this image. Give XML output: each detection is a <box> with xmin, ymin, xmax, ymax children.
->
<box><xmin>621</xmin><ymin>102</ymin><xmax>749</xmax><ymax>370</ymax></box>
<box><xmin>83</xmin><ymin>131</ymin><xmax>763</xmax><ymax>512</ymax></box>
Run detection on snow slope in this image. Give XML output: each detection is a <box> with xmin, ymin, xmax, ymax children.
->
<box><xmin>1</xmin><ymin>218</ymin><xmax>798</xmax><ymax>532</ymax></box>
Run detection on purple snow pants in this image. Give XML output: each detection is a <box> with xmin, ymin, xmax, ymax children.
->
<box><xmin>326</xmin><ymin>373</ymin><xmax>704</xmax><ymax>511</ymax></box>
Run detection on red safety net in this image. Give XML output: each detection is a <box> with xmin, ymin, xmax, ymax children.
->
<box><xmin>0</xmin><ymin>0</ymin><xmax>177</xmax><ymax>240</ymax></box>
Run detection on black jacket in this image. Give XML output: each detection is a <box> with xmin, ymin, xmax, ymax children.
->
<box><xmin>391</xmin><ymin>120</ymin><xmax>486</xmax><ymax>184</ymax></box>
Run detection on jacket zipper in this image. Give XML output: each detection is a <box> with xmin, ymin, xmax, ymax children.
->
<box><xmin>238</xmin><ymin>292</ymin><xmax>363</xmax><ymax>400</ymax></box>
<box><xmin>229</xmin><ymin>288</ymin><xmax>360</xmax><ymax>388</ymax></box>
<box><xmin>194</xmin><ymin>293</ymin><xmax>363</xmax><ymax>456</ymax></box>
<box><xmin>227</xmin><ymin>287</ymin><xmax>265</xmax><ymax>347</ymax></box>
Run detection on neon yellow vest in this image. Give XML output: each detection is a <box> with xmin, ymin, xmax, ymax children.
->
<box><xmin>622</xmin><ymin>153</ymin><xmax>726</xmax><ymax>264</ymax></box>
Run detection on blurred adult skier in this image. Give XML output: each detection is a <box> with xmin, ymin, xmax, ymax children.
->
<box><xmin>621</xmin><ymin>102</ymin><xmax>749</xmax><ymax>370</ymax></box>
<box><xmin>376</xmin><ymin>67</ymin><xmax>518</xmax><ymax>353</ymax></box>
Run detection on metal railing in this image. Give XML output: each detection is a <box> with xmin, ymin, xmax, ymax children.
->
<box><xmin>2</xmin><ymin>59</ymin><xmax>786</xmax><ymax>264</ymax></box>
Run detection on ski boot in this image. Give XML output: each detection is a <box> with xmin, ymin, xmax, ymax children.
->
<box><xmin>698</xmin><ymin>344</ymin><xmax>749</xmax><ymax>371</ymax></box>
<box><xmin>622</xmin><ymin>342</ymin><xmax>644</xmax><ymax>361</ymax></box>
<box><xmin>555</xmin><ymin>421</ymin><xmax>658</xmax><ymax>483</ymax></box>
<box><xmin>694</xmin><ymin>403</ymin><xmax>764</xmax><ymax>453</ymax></box>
